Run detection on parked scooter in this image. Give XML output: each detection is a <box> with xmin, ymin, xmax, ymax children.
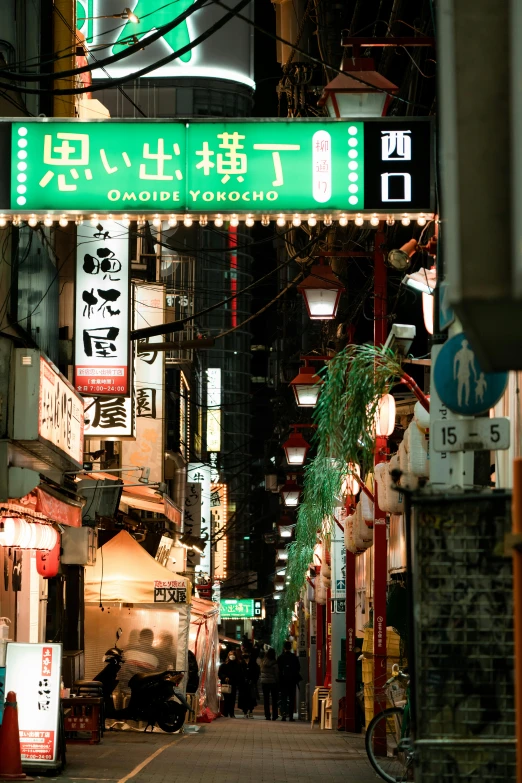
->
<box><xmin>93</xmin><ymin>629</ymin><xmax>189</xmax><ymax>733</ymax></box>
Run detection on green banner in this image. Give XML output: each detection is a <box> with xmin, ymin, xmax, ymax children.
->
<box><xmin>11</xmin><ymin>119</ymin><xmax>433</xmax><ymax>213</ymax></box>
<box><xmin>220</xmin><ymin>598</ymin><xmax>255</xmax><ymax>619</ymax></box>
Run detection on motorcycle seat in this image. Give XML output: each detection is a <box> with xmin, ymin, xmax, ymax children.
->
<box><xmin>128</xmin><ymin>671</ymin><xmax>169</xmax><ymax>689</ymax></box>
<box><xmin>74</xmin><ymin>680</ymin><xmax>104</xmax><ymax>696</ymax></box>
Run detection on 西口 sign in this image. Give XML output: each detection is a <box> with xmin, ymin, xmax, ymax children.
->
<box><xmin>8</xmin><ymin>118</ymin><xmax>434</xmax><ymax>215</ymax></box>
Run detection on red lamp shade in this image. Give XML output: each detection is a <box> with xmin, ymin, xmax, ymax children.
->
<box><xmin>280</xmin><ymin>477</ymin><xmax>301</xmax><ymax>507</ymax></box>
<box><xmin>37</xmin><ymin>537</ymin><xmax>61</xmax><ymax>578</ymax></box>
<box><xmin>289</xmin><ymin>364</ymin><xmax>323</xmax><ymax>408</ymax></box>
<box><xmin>318</xmin><ymin>58</ymin><xmax>398</xmax><ymax>119</ymax></box>
<box><xmin>283</xmin><ymin>430</ymin><xmax>310</xmax><ymax>466</ymax></box>
<box><xmin>297</xmin><ymin>265</ymin><xmax>345</xmax><ymax>320</ymax></box>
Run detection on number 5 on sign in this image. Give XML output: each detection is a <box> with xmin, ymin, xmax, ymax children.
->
<box><xmin>432</xmin><ymin>418</ymin><xmax>510</xmax><ymax>453</ymax></box>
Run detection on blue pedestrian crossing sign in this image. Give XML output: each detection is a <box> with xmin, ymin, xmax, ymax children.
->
<box><xmin>434</xmin><ymin>333</ymin><xmax>508</xmax><ymax>416</ymax></box>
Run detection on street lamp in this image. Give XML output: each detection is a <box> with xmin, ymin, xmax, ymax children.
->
<box><xmin>277</xmin><ymin>515</ymin><xmax>295</xmax><ymax>539</ymax></box>
<box><xmin>402</xmin><ymin>266</ymin><xmax>437</xmax><ymax>295</ymax></box>
<box><xmin>289</xmin><ymin>359</ymin><xmax>324</xmax><ymax>408</ymax></box>
<box><xmin>178</xmin><ymin>533</ymin><xmax>207</xmax><ymax>554</ymax></box>
<box><xmin>89</xmin><ymin>7</ymin><xmax>140</xmax><ymax>22</ymax></box>
<box><xmin>280</xmin><ymin>475</ymin><xmax>301</xmax><ymax>507</ymax></box>
<box><xmin>297</xmin><ymin>261</ymin><xmax>345</xmax><ymax>320</ymax></box>
<box><xmin>318</xmin><ymin>57</ymin><xmax>398</xmax><ymax>118</ymax></box>
<box><xmin>282</xmin><ymin>427</ymin><xmax>310</xmax><ymax>466</ymax></box>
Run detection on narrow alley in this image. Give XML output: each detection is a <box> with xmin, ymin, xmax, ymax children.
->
<box><xmin>58</xmin><ymin>719</ymin><xmax>378</xmax><ymax>783</ymax></box>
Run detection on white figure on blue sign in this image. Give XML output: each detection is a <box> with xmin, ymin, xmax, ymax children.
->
<box><xmin>453</xmin><ymin>338</ymin><xmax>483</xmax><ymax>408</ymax></box>
<box><xmin>475</xmin><ymin>373</ymin><xmax>487</xmax><ymax>404</ymax></box>
<box><xmin>434</xmin><ymin>332</ymin><xmax>508</xmax><ymax>417</ymax></box>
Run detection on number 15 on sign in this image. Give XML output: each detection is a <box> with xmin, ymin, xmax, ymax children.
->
<box><xmin>432</xmin><ymin>418</ymin><xmax>510</xmax><ymax>453</ymax></box>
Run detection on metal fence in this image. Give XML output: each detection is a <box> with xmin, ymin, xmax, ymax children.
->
<box><xmin>412</xmin><ymin>491</ymin><xmax>515</xmax><ymax>782</ymax></box>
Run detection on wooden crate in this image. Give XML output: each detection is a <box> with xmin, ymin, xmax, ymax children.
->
<box><xmin>63</xmin><ymin>697</ymin><xmax>102</xmax><ymax>744</ymax></box>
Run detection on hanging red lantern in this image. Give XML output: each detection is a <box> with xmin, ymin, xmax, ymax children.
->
<box><xmin>36</xmin><ymin>536</ymin><xmax>61</xmax><ymax>578</ymax></box>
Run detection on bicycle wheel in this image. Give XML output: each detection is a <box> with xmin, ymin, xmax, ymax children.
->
<box><xmin>365</xmin><ymin>706</ymin><xmax>411</xmax><ymax>783</ymax></box>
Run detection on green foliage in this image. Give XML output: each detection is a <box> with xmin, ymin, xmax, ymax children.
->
<box><xmin>271</xmin><ymin>344</ymin><xmax>402</xmax><ymax>649</ymax></box>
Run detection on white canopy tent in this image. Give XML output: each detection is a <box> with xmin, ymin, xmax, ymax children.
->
<box><xmin>85</xmin><ymin>531</ymin><xmax>191</xmax><ymax>687</ymax></box>
<box><xmin>84</xmin><ymin>531</ymin><xmax>219</xmax><ymax>713</ymax></box>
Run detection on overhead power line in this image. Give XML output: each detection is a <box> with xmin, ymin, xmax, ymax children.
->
<box><xmin>213</xmin><ymin>0</ymin><xmax>431</xmax><ymax>111</ymax></box>
<box><xmin>0</xmin><ymin>0</ymin><xmax>251</xmax><ymax>96</ymax></box>
<box><xmin>129</xmin><ymin>231</ymin><xmax>326</xmax><ymax>341</ymax></box>
<box><xmin>0</xmin><ymin>0</ymin><xmax>207</xmax><ymax>82</ymax></box>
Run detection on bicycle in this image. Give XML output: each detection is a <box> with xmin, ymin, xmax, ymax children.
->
<box><xmin>365</xmin><ymin>665</ymin><xmax>414</xmax><ymax>783</ymax></box>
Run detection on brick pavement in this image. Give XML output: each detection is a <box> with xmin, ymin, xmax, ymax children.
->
<box><xmin>57</xmin><ymin>717</ymin><xmax>379</xmax><ymax>783</ymax></box>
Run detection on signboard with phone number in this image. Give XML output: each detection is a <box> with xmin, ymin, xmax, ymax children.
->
<box><xmin>5</xmin><ymin>643</ymin><xmax>62</xmax><ymax>767</ymax></box>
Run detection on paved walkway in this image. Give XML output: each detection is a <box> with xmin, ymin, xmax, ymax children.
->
<box><xmin>57</xmin><ymin>717</ymin><xmax>379</xmax><ymax>783</ymax></box>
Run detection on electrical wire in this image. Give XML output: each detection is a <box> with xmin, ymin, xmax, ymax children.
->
<box><xmin>0</xmin><ymin>0</ymin><xmax>250</xmax><ymax>96</ymax></box>
<box><xmin>52</xmin><ymin>4</ymin><xmax>149</xmax><ymax>118</ymax></box>
<box><xmin>215</xmin><ymin>272</ymin><xmax>302</xmax><ymax>340</ymax></box>
<box><xmin>0</xmin><ymin>0</ymin><xmax>208</xmax><ymax>82</ymax></box>
<box><xmin>213</xmin><ymin>0</ymin><xmax>431</xmax><ymax>111</ymax></box>
<box><xmin>129</xmin><ymin>231</ymin><xmax>325</xmax><ymax>340</ymax></box>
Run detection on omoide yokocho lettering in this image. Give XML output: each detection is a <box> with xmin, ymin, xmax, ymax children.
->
<box><xmin>106</xmin><ymin>189</ymin><xmax>280</xmax><ymax>204</ymax></box>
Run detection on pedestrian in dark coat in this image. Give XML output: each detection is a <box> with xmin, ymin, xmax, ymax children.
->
<box><xmin>218</xmin><ymin>651</ymin><xmax>243</xmax><ymax>717</ymax></box>
<box><xmin>238</xmin><ymin>651</ymin><xmax>260</xmax><ymax>718</ymax></box>
<box><xmin>277</xmin><ymin>641</ymin><xmax>301</xmax><ymax>721</ymax></box>
<box><xmin>259</xmin><ymin>648</ymin><xmax>279</xmax><ymax>720</ymax></box>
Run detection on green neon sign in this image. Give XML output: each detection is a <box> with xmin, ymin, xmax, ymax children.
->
<box><xmin>11</xmin><ymin>120</ymin><xmax>364</xmax><ymax>212</ymax></box>
<box><xmin>11</xmin><ymin>119</ymin><xmax>433</xmax><ymax>213</ymax></box>
<box><xmin>220</xmin><ymin>599</ymin><xmax>254</xmax><ymax>619</ymax></box>
<box><xmin>113</xmin><ymin>0</ymin><xmax>196</xmax><ymax>60</ymax></box>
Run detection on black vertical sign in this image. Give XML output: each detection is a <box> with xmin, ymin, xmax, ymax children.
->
<box><xmin>364</xmin><ymin>119</ymin><xmax>434</xmax><ymax>212</ymax></box>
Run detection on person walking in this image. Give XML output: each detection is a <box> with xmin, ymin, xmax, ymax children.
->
<box><xmin>218</xmin><ymin>650</ymin><xmax>242</xmax><ymax>717</ymax></box>
<box><xmin>238</xmin><ymin>647</ymin><xmax>260</xmax><ymax>718</ymax></box>
<box><xmin>277</xmin><ymin>641</ymin><xmax>301</xmax><ymax>721</ymax></box>
<box><xmin>260</xmin><ymin>648</ymin><xmax>279</xmax><ymax>721</ymax></box>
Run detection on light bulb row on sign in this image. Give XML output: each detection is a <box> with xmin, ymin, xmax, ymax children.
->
<box><xmin>0</xmin><ymin>213</ymin><xmax>431</xmax><ymax>229</ymax></box>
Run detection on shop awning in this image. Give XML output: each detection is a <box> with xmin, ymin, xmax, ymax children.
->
<box><xmin>82</xmin><ymin>472</ymin><xmax>182</xmax><ymax>528</ymax></box>
<box><xmin>0</xmin><ymin>484</ymin><xmax>84</xmax><ymax>527</ymax></box>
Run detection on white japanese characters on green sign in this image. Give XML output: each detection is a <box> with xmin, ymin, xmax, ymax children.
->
<box><xmin>10</xmin><ymin>119</ymin><xmax>433</xmax><ymax>213</ymax></box>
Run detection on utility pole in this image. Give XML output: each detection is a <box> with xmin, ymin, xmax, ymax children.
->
<box><xmin>373</xmin><ymin>225</ymin><xmax>388</xmax><ymax>752</ymax></box>
<box><xmin>53</xmin><ymin>0</ymin><xmax>76</xmax><ymax>118</ymax></box>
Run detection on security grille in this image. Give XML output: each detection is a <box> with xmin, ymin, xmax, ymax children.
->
<box><xmin>412</xmin><ymin>491</ymin><xmax>515</xmax><ymax>782</ymax></box>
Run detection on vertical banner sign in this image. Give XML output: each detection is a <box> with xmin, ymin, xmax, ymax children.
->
<box><xmin>121</xmin><ymin>284</ymin><xmax>165</xmax><ymax>483</ymax></box>
<box><xmin>184</xmin><ymin>482</ymin><xmax>202</xmax><ymax>569</ymax></box>
<box><xmin>39</xmin><ymin>356</ymin><xmax>85</xmax><ymax>466</ymax></box>
<box><xmin>211</xmin><ymin>483</ymin><xmax>228</xmax><ymax>580</ymax></box>
<box><xmin>5</xmin><ymin>643</ymin><xmax>62</xmax><ymax>766</ymax></box>
<box><xmin>331</xmin><ymin>533</ymin><xmax>346</xmax><ymax>613</ymax></box>
<box><xmin>188</xmin><ymin>464</ymin><xmax>211</xmax><ymax>577</ymax></box>
<box><xmin>83</xmin><ymin>394</ymin><xmax>134</xmax><ymax>439</ymax></box>
<box><xmin>74</xmin><ymin>220</ymin><xmax>130</xmax><ymax>396</ymax></box>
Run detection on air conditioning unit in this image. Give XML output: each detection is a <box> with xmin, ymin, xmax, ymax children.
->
<box><xmin>61</xmin><ymin>527</ymin><xmax>97</xmax><ymax>566</ymax></box>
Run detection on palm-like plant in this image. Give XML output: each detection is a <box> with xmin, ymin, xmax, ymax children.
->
<box><xmin>271</xmin><ymin>343</ymin><xmax>429</xmax><ymax>651</ymax></box>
